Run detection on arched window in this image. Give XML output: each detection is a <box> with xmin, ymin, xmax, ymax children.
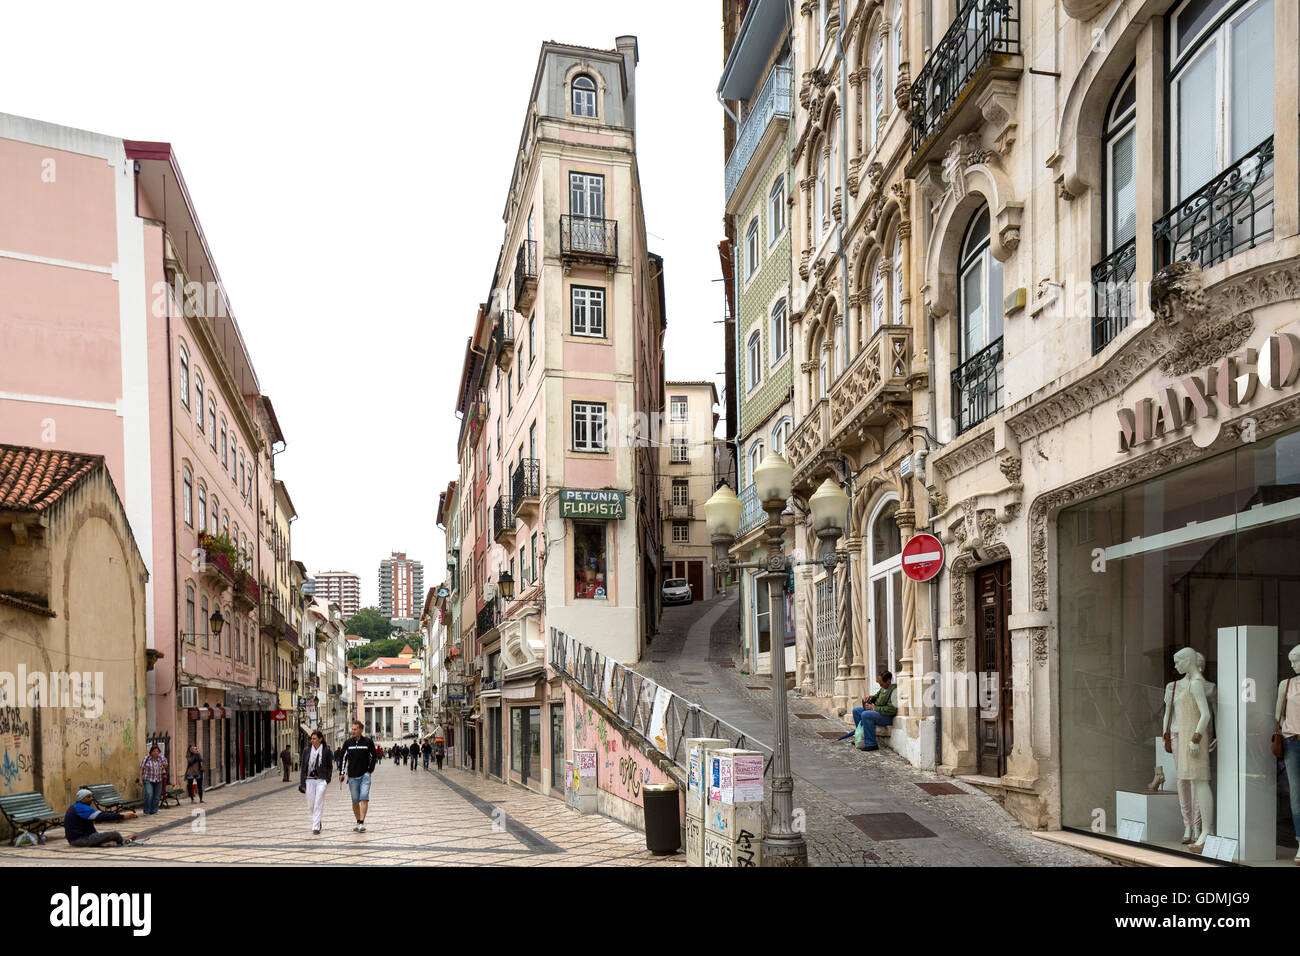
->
<box><xmin>179</xmin><ymin>343</ymin><xmax>190</xmax><ymax>409</ymax></box>
<box><xmin>747</xmin><ymin>329</ymin><xmax>763</xmax><ymax>391</ymax></box>
<box><xmin>746</xmin><ymin>217</ymin><xmax>760</xmax><ymax>278</ymax></box>
<box><xmin>200</xmin><ymin>596</ymin><xmax>209</xmax><ymax>650</ymax></box>
<box><xmin>182</xmin><ymin>465</ymin><xmax>193</xmax><ymax>527</ymax></box>
<box><xmin>572</xmin><ymin>74</ymin><xmax>597</xmax><ymax>118</ymax></box>
<box><xmin>955</xmin><ymin>207</ymin><xmax>1004</xmax><ymax>433</ymax></box>
<box><xmin>749</xmin><ymin>441</ymin><xmax>765</xmax><ymax>483</ymax></box>
<box><xmin>814</xmin><ymin>146</ymin><xmax>826</xmax><ymax>238</ymax></box>
<box><xmin>770</xmin><ymin>298</ymin><xmax>789</xmax><ymax>365</ymax></box>
<box><xmin>769</xmin><ymin>175</ymin><xmax>786</xmax><ymax>241</ymax></box>
<box><xmin>185</xmin><ymin>584</ymin><xmax>196</xmax><ymax>644</ymax></box>
<box><xmin>197</xmin><ymin>482</ymin><xmax>207</xmax><ymax>534</ymax></box>
<box><xmin>871</xmin><ymin>259</ymin><xmax>885</xmax><ymax>335</ymax></box>
<box><xmin>816</xmin><ymin>330</ymin><xmax>829</xmax><ymax>399</ymax></box>
<box><xmin>208</xmin><ymin>395</ymin><xmax>217</xmax><ymax>450</ymax></box>
<box><xmin>1105</xmin><ymin>70</ymin><xmax>1137</xmax><ymax>253</ymax></box>
<box><xmin>195</xmin><ymin>373</ymin><xmax>205</xmax><ymax>432</ymax></box>
<box><xmin>867</xmin><ymin>498</ymin><xmax>903</xmax><ymax>677</ymax></box>
<box><xmin>211</xmin><ymin>495</ymin><xmax>219</xmax><ymax>536</ymax></box>
<box><xmin>220</xmin><ymin>419</ymin><xmax>228</xmax><ymax>469</ymax></box>
<box><xmin>871</xmin><ymin>29</ymin><xmax>886</xmax><ymax>144</ymax></box>
<box><xmin>771</xmin><ymin>418</ymin><xmax>792</xmax><ymax>456</ymax></box>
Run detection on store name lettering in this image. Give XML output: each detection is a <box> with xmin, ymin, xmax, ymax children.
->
<box><xmin>560</xmin><ymin>489</ymin><xmax>626</xmax><ymax>519</ymax></box>
<box><xmin>1118</xmin><ymin>333</ymin><xmax>1300</xmax><ymax>453</ymax></box>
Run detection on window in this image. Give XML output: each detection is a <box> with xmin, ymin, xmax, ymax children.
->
<box><xmin>769</xmin><ymin>176</ymin><xmax>786</xmax><ymax>242</ymax></box>
<box><xmin>893</xmin><ymin>4</ymin><xmax>904</xmax><ymax>84</ymax></box>
<box><xmin>1106</xmin><ymin>71</ymin><xmax>1138</xmax><ymax>252</ymax></box>
<box><xmin>770</xmin><ymin>299</ymin><xmax>788</xmax><ymax>365</ymax></box>
<box><xmin>671</xmin><ymin>438</ymin><xmax>689</xmax><ymax>463</ymax></box>
<box><xmin>868</xmin><ymin>498</ymin><xmax>903</xmax><ymax>677</ymax></box>
<box><xmin>816</xmin><ymin>331</ymin><xmax>829</xmax><ymax>398</ymax></box>
<box><xmin>815</xmin><ymin>147</ymin><xmax>827</xmax><ymax>237</ymax></box>
<box><xmin>571</xmin><ymin>286</ymin><xmax>606</xmax><ymax>337</ymax></box>
<box><xmin>672</xmin><ymin>479</ymin><xmax>690</xmax><ymax>507</ymax></box>
<box><xmin>747</xmin><ymin>330</ymin><xmax>762</xmax><ymax>391</ymax></box>
<box><xmin>670</xmin><ymin>396</ymin><xmax>688</xmax><ymax>421</ymax></box>
<box><xmin>212</xmin><ymin>496</ymin><xmax>219</xmax><ymax>536</ymax></box>
<box><xmin>220</xmin><ymin>420</ymin><xmax>228</xmax><ymax>468</ymax></box>
<box><xmin>530</xmin><ymin>531</ymin><xmax>538</xmax><ymax>581</ymax></box>
<box><xmin>872</xmin><ymin>47</ymin><xmax>886</xmax><ymax>141</ymax></box>
<box><xmin>745</xmin><ymin>218</ymin><xmax>759</xmax><ymax>278</ymax></box>
<box><xmin>528</xmin><ymin>317</ymin><xmax>535</xmax><ymax>365</ymax></box>
<box><xmin>197</xmin><ymin>483</ymin><xmax>207</xmax><ymax>534</ymax></box>
<box><xmin>208</xmin><ymin>397</ymin><xmax>217</xmax><ymax>450</ymax></box>
<box><xmin>186</xmin><ymin>585</ymin><xmax>196</xmax><ymax>644</ymax></box>
<box><xmin>573</xmin><ymin>522</ymin><xmax>608</xmax><ymax>599</ymax></box>
<box><xmin>958</xmin><ymin>209</ymin><xmax>1003</xmax><ymax>363</ymax></box>
<box><xmin>772</xmin><ymin>418</ymin><xmax>792</xmax><ymax>457</ymax></box>
<box><xmin>195</xmin><ymin>374</ymin><xmax>205</xmax><ymax>432</ymax></box>
<box><xmin>569</xmin><ymin>172</ymin><xmax>605</xmax><ymax>219</ymax></box>
<box><xmin>672</xmin><ymin>522</ymin><xmax>689</xmax><ymax>543</ymax></box>
<box><xmin>892</xmin><ymin>240</ymin><xmax>904</xmax><ymax>326</ymax></box>
<box><xmin>749</xmin><ymin>441</ymin><xmax>764</xmax><ymax>482</ymax></box>
<box><xmin>183</xmin><ymin>466</ymin><xmax>193</xmax><ymax>527</ymax></box>
<box><xmin>572</xmin><ymin>73</ymin><xmax>597</xmax><ymax>118</ymax></box>
<box><xmin>572</xmin><ymin>402</ymin><xmax>607</xmax><ymax>452</ymax></box>
<box><xmin>872</xmin><ymin>263</ymin><xmax>885</xmax><ymax>334</ymax></box>
<box><xmin>230</xmin><ymin>438</ymin><xmax>237</xmax><ymax>482</ymax></box>
<box><xmin>200</xmin><ymin>597</ymin><xmax>209</xmax><ymax>651</ymax></box>
<box><xmin>179</xmin><ymin>343</ymin><xmax>190</xmax><ymax>409</ymax></box>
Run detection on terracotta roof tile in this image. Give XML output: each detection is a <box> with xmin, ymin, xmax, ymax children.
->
<box><xmin>0</xmin><ymin>445</ymin><xmax>103</xmax><ymax>513</ymax></box>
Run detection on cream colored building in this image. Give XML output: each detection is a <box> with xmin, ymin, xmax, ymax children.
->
<box><xmin>660</xmin><ymin>382</ymin><xmax>721</xmax><ymax>602</ymax></box>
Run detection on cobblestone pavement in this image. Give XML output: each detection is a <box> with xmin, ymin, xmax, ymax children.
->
<box><xmin>642</xmin><ymin>592</ymin><xmax>1110</xmax><ymax>867</ymax></box>
<box><xmin>5</xmin><ymin>761</ymin><xmax>683</xmax><ymax>867</ymax></box>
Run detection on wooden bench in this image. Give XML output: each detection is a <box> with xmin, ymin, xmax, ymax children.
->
<box><xmin>81</xmin><ymin>783</ymin><xmax>143</xmax><ymax>812</ymax></box>
<box><xmin>0</xmin><ymin>791</ymin><xmax>65</xmax><ymax>844</ymax></box>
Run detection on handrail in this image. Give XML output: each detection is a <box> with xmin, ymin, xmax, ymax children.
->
<box><xmin>724</xmin><ymin>64</ymin><xmax>793</xmax><ymax>201</ymax></box>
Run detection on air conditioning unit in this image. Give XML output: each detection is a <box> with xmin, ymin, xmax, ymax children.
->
<box><xmin>181</xmin><ymin>686</ymin><xmax>199</xmax><ymax>708</ymax></box>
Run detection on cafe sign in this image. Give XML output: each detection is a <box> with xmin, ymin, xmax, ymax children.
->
<box><xmin>560</xmin><ymin>489</ymin><xmax>627</xmax><ymax>520</ymax></box>
<box><xmin>1118</xmin><ymin>333</ymin><xmax>1300</xmax><ymax>452</ymax></box>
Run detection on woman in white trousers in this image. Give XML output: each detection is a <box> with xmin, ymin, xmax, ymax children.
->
<box><xmin>299</xmin><ymin>730</ymin><xmax>333</xmax><ymax>835</ymax></box>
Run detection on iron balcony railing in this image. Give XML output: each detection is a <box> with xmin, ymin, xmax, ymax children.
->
<box><xmin>1091</xmin><ymin>237</ymin><xmax>1137</xmax><ymax>354</ymax></box>
<box><xmin>1154</xmin><ymin>136</ymin><xmax>1274</xmax><ymax>271</ymax></box>
<box><xmin>724</xmin><ymin>64</ymin><xmax>793</xmax><ymax>201</ymax></box>
<box><xmin>514</xmin><ymin>239</ymin><xmax>537</xmax><ymax>292</ymax></box>
<box><xmin>476</xmin><ymin>601</ymin><xmax>498</xmax><ymax>637</ymax></box>
<box><xmin>910</xmin><ymin>0</ymin><xmax>1020</xmax><ymax>152</ymax></box>
<box><xmin>549</xmin><ymin>627</ymin><xmax>773</xmax><ymax>776</ymax></box>
<box><xmin>951</xmin><ymin>337</ymin><xmax>1003</xmax><ymax>435</ymax></box>
<box><xmin>663</xmin><ymin>498</ymin><xmax>695</xmax><ymax>519</ymax></box>
<box><xmin>560</xmin><ymin>215</ymin><xmax>617</xmax><ymax>260</ymax></box>
<box><xmin>511</xmin><ymin>458</ymin><xmax>540</xmax><ymax>510</ymax></box>
<box><xmin>492</xmin><ymin>310</ymin><xmax>515</xmax><ymax>353</ymax></box>
<box><xmin>738</xmin><ymin>482</ymin><xmax>764</xmax><ymax>536</ymax></box>
<box><xmin>493</xmin><ymin>494</ymin><xmax>513</xmax><ymax>540</ymax></box>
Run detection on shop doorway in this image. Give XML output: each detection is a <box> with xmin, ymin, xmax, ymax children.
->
<box><xmin>975</xmin><ymin>561</ymin><xmax>1013</xmax><ymax>777</ymax></box>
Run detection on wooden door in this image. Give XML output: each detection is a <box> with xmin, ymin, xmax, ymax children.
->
<box><xmin>687</xmin><ymin>561</ymin><xmax>704</xmax><ymax>601</ymax></box>
<box><xmin>975</xmin><ymin>561</ymin><xmax>1013</xmax><ymax>777</ymax></box>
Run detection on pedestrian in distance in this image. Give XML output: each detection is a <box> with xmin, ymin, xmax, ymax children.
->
<box><xmin>434</xmin><ymin>740</ymin><xmax>445</xmax><ymax>771</ymax></box>
<box><xmin>376</xmin><ymin>743</ymin><xmax>384</xmax><ymax>764</ymax></box>
<box><xmin>299</xmin><ymin>729</ymin><xmax>333</xmax><ymax>835</ymax></box>
<box><xmin>65</xmin><ymin>789</ymin><xmax>142</xmax><ymax>847</ymax></box>
<box><xmin>138</xmin><ymin>744</ymin><xmax>167</xmax><ymax>815</ymax></box>
<box><xmin>410</xmin><ymin>743</ymin><xmax>419</xmax><ymax>772</ymax></box>
<box><xmin>422</xmin><ymin>741</ymin><xmax>431</xmax><ymax>769</ymax></box>
<box><xmin>339</xmin><ymin>719</ymin><xmax>378</xmax><ymax>832</ymax></box>
<box><xmin>280</xmin><ymin>743</ymin><xmax>293</xmax><ymax>782</ymax></box>
<box><xmin>184</xmin><ymin>744</ymin><xmax>205</xmax><ymax>803</ymax></box>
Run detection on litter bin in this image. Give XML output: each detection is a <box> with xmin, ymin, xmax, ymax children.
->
<box><xmin>642</xmin><ymin>782</ymin><xmax>681</xmax><ymax>855</ymax></box>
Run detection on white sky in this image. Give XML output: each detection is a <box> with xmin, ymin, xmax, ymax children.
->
<box><xmin>3</xmin><ymin>0</ymin><xmax>728</xmax><ymax>608</ymax></box>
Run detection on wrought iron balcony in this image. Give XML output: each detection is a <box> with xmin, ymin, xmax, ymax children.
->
<box><xmin>560</xmin><ymin>215</ymin><xmax>617</xmax><ymax>262</ymax></box>
<box><xmin>511</xmin><ymin>458</ymin><xmax>540</xmax><ymax>514</ymax></box>
<box><xmin>951</xmin><ymin>337</ymin><xmax>1004</xmax><ymax>436</ymax></box>
<box><xmin>1091</xmin><ymin>237</ymin><xmax>1137</xmax><ymax>354</ymax></box>
<box><xmin>514</xmin><ymin>240</ymin><xmax>538</xmax><ymax>311</ymax></box>
<box><xmin>663</xmin><ymin>498</ymin><xmax>695</xmax><ymax>520</ymax></box>
<box><xmin>1154</xmin><ymin>136</ymin><xmax>1274</xmax><ymax>271</ymax></box>
<box><xmin>493</xmin><ymin>494</ymin><xmax>515</xmax><ymax>543</ymax></box>
<box><xmin>909</xmin><ymin>0</ymin><xmax>1020</xmax><ymax>153</ymax></box>
<box><xmin>493</xmin><ymin>311</ymin><xmax>516</xmax><ymax>371</ymax></box>
<box><xmin>737</xmin><ymin>483</ymin><xmax>765</xmax><ymax>537</ymax></box>
<box><xmin>260</xmin><ymin>599</ymin><xmax>286</xmax><ymax>636</ymax></box>
<box><xmin>724</xmin><ymin>64</ymin><xmax>792</xmax><ymax>204</ymax></box>
<box><xmin>476</xmin><ymin>601</ymin><xmax>498</xmax><ymax>638</ymax></box>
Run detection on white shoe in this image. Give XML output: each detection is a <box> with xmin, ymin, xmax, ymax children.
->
<box><xmin>357</xmin><ymin>823</ymin><xmax>366</xmax><ymax>832</ymax></box>
<box><xmin>353</xmin><ymin>823</ymin><xmax>360</xmax><ymax>832</ymax></box>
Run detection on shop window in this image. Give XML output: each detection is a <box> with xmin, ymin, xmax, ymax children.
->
<box><xmin>573</xmin><ymin>522</ymin><xmax>608</xmax><ymax>599</ymax></box>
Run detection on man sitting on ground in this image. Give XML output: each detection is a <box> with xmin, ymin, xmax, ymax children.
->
<box><xmin>65</xmin><ymin>788</ymin><xmax>140</xmax><ymax>847</ymax></box>
<box><xmin>852</xmin><ymin>671</ymin><xmax>898</xmax><ymax>752</ymax></box>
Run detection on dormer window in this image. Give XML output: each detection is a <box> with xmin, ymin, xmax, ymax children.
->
<box><xmin>572</xmin><ymin>74</ymin><xmax>597</xmax><ymax>118</ymax></box>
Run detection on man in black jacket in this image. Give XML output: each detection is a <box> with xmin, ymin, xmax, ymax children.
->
<box><xmin>65</xmin><ymin>789</ymin><xmax>140</xmax><ymax>847</ymax></box>
<box><xmin>338</xmin><ymin>720</ymin><xmax>377</xmax><ymax>832</ymax></box>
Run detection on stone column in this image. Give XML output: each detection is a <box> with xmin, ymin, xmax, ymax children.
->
<box><xmin>833</xmin><ymin>550</ymin><xmax>854</xmax><ymax>715</ymax></box>
<box><xmin>847</xmin><ymin>534</ymin><xmax>868</xmax><ymax>705</ymax></box>
<box><xmin>1006</xmin><ymin>611</ymin><xmax>1051</xmax><ymax>789</ymax></box>
<box><xmin>894</xmin><ymin>503</ymin><xmax>917</xmax><ymax>716</ymax></box>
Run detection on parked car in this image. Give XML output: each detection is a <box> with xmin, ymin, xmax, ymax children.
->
<box><xmin>662</xmin><ymin>578</ymin><xmax>693</xmax><ymax>606</ymax></box>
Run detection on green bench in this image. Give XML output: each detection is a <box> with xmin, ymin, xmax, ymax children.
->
<box><xmin>81</xmin><ymin>783</ymin><xmax>143</xmax><ymax>812</ymax></box>
<box><xmin>0</xmin><ymin>791</ymin><xmax>65</xmax><ymax>845</ymax></box>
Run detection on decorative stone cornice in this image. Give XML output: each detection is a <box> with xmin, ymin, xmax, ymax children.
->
<box><xmin>931</xmin><ymin>428</ymin><xmax>995</xmax><ymax>481</ymax></box>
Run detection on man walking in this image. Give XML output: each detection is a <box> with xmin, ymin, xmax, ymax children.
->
<box><xmin>280</xmin><ymin>743</ymin><xmax>292</xmax><ymax>782</ymax></box>
<box><xmin>410</xmin><ymin>743</ymin><xmax>419</xmax><ymax>773</ymax></box>
<box><xmin>434</xmin><ymin>740</ymin><xmax>445</xmax><ymax>771</ymax></box>
<box><xmin>422</xmin><ymin>741</ymin><xmax>431</xmax><ymax>769</ymax></box>
<box><xmin>339</xmin><ymin>720</ymin><xmax>377</xmax><ymax>832</ymax></box>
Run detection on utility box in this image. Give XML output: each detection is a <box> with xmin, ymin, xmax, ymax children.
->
<box><xmin>685</xmin><ymin>812</ymin><xmax>705</xmax><ymax>868</ymax></box>
<box><xmin>572</xmin><ymin>749</ymin><xmax>598</xmax><ymax>814</ymax></box>
<box><xmin>705</xmin><ymin>748</ymin><xmax>765</xmax><ymax>841</ymax></box>
<box><xmin>685</xmin><ymin>737</ymin><xmax>729</xmax><ymax>818</ymax></box>
<box><xmin>703</xmin><ymin>826</ymin><xmax>761</xmax><ymax>867</ymax></box>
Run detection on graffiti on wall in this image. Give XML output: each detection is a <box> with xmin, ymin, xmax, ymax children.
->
<box><xmin>564</xmin><ymin>684</ymin><xmax>671</xmax><ymax>808</ymax></box>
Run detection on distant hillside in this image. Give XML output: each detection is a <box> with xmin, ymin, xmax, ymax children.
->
<box><xmin>347</xmin><ymin>637</ymin><xmax>422</xmax><ymax>668</ymax></box>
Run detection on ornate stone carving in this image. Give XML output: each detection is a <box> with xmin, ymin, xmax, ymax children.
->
<box><xmin>932</xmin><ymin>429</ymin><xmax>996</xmax><ymax>481</ymax></box>
<box><xmin>998</xmin><ymin>455</ymin><xmax>1022</xmax><ymax>485</ymax></box>
<box><xmin>894</xmin><ymin>65</ymin><xmax>910</xmax><ymax>110</ymax></box>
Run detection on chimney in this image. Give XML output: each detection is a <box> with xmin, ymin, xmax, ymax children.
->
<box><xmin>615</xmin><ymin>34</ymin><xmax>639</xmax><ymax>131</ymax></box>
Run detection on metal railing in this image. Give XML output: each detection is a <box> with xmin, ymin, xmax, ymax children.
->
<box><xmin>951</xmin><ymin>337</ymin><xmax>1003</xmax><ymax>435</ymax></box>
<box><xmin>514</xmin><ymin>239</ymin><xmax>537</xmax><ymax>292</ymax></box>
<box><xmin>511</xmin><ymin>458</ymin><xmax>540</xmax><ymax>508</ymax></box>
<box><xmin>493</xmin><ymin>310</ymin><xmax>515</xmax><ymax>356</ymax></box>
<box><xmin>725</xmin><ymin>64</ymin><xmax>793</xmax><ymax>201</ymax></box>
<box><xmin>663</xmin><ymin>498</ymin><xmax>695</xmax><ymax>519</ymax></box>
<box><xmin>1155</xmin><ymin>136</ymin><xmax>1274</xmax><ymax>271</ymax></box>
<box><xmin>493</xmin><ymin>494</ymin><xmax>513</xmax><ymax>540</ymax></box>
<box><xmin>476</xmin><ymin>601</ymin><xmax>497</xmax><ymax>637</ymax></box>
<box><xmin>910</xmin><ymin>0</ymin><xmax>1020</xmax><ymax>151</ymax></box>
<box><xmin>1091</xmin><ymin>237</ymin><xmax>1137</xmax><ymax>354</ymax></box>
<box><xmin>560</xmin><ymin>215</ymin><xmax>617</xmax><ymax>260</ymax></box>
<box><xmin>738</xmin><ymin>482</ymin><xmax>764</xmax><ymax>536</ymax></box>
<box><xmin>549</xmin><ymin>627</ymin><xmax>773</xmax><ymax>776</ymax></box>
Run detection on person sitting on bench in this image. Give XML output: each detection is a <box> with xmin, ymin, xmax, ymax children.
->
<box><xmin>65</xmin><ymin>789</ymin><xmax>140</xmax><ymax>847</ymax></box>
<box><xmin>852</xmin><ymin>672</ymin><xmax>898</xmax><ymax>752</ymax></box>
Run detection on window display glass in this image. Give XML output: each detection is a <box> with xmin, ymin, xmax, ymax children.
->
<box><xmin>1058</xmin><ymin>427</ymin><xmax>1300</xmax><ymax>864</ymax></box>
<box><xmin>574</xmin><ymin>522</ymin><xmax>608</xmax><ymax>599</ymax></box>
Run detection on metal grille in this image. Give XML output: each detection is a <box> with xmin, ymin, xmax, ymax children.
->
<box><xmin>560</xmin><ymin>215</ymin><xmax>617</xmax><ymax>260</ymax></box>
<box><xmin>951</xmin><ymin>337</ymin><xmax>1003</xmax><ymax>435</ymax></box>
<box><xmin>1091</xmin><ymin>237</ymin><xmax>1137</xmax><ymax>354</ymax></box>
<box><xmin>814</xmin><ymin>577</ymin><xmax>837</xmax><ymax>698</ymax></box>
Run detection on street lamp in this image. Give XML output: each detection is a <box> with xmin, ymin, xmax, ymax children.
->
<box><xmin>703</xmin><ymin>454</ymin><xmax>849</xmax><ymax>868</ymax></box>
<box><xmin>209</xmin><ymin>608</ymin><xmax>225</xmax><ymax>636</ymax></box>
<box><xmin>497</xmin><ymin>568</ymin><xmax>514</xmax><ymax>602</ymax></box>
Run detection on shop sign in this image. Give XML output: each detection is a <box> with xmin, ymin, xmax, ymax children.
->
<box><xmin>271</xmin><ymin>709</ymin><xmax>287</xmax><ymax>721</ymax></box>
<box><xmin>560</xmin><ymin>488</ymin><xmax>626</xmax><ymax>519</ymax></box>
<box><xmin>1118</xmin><ymin>334</ymin><xmax>1300</xmax><ymax>452</ymax></box>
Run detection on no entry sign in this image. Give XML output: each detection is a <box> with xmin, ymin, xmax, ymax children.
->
<box><xmin>901</xmin><ymin>533</ymin><xmax>945</xmax><ymax>582</ymax></box>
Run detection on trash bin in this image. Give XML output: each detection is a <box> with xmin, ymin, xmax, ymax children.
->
<box><xmin>642</xmin><ymin>782</ymin><xmax>681</xmax><ymax>855</ymax></box>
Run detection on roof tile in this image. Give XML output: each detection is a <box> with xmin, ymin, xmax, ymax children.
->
<box><xmin>0</xmin><ymin>444</ymin><xmax>103</xmax><ymax>512</ymax></box>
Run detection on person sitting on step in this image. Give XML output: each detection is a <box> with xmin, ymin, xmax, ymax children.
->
<box><xmin>852</xmin><ymin>671</ymin><xmax>898</xmax><ymax>752</ymax></box>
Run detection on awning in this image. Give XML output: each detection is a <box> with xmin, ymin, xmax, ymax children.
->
<box><xmin>299</xmin><ymin>722</ymin><xmax>312</xmax><ymax>737</ymax></box>
<box><xmin>502</xmin><ymin>679</ymin><xmax>540</xmax><ymax>702</ymax></box>
<box><xmin>718</xmin><ymin>0</ymin><xmax>787</xmax><ymax>100</ymax></box>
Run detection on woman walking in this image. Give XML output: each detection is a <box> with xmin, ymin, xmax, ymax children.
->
<box><xmin>138</xmin><ymin>745</ymin><xmax>168</xmax><ymax>815</ymax></box>
<box><xmin>299</xmin><ymin>729</ymin><xmax>333</xmax><ymax>835</ymax></box>
<box><xmin>184</xmin><ymin>744</ymin><xmax>205</xmax><ymax>803</ymax></box>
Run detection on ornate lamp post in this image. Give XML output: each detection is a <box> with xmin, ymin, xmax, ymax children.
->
<box><xmin>703</xmin><ymin>455</ymin><xmax>849</xmax><ymax>868</ymax></box>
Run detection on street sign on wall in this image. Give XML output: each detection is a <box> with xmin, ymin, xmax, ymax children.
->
<box><xmin>560</xmin><ymin>489</ymin><xmax>627</xmax><ymax>519</ymax></box>
<box><xmin>901</xmin><ymin>533</ymin><xmax>945</xmax><ymax>582</ymax></box>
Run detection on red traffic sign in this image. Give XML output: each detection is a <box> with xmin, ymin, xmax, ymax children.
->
<box><xmin>271</xmin><ymin>709</ymin><xmax>287</xmax><ymax>722</ymax></box>
<box><xmin>901</xmin><ymin>533</ymin><xmax>945</xmax><ymax>582</ymax></box>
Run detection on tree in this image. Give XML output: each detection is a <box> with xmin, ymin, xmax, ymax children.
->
<box><xmin>347</xmin><ymin>637</ymin><xmax>424</xmax><ymax>668</ymax></box>
<box><xmin>344</xmin><ymin>606</ymin><xmax>392</xmax><ymax>643</ymax></box>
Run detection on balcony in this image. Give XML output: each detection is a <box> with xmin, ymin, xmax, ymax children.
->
<box><xmin>493</xmin><ymin>494</ymin><xmax>515</xmax><ymax>544</ymax></box>
<box><xmin>260</xmin><ymin>599</ymin><xmax>286</xmax><ymax>637</ymax></box>
<box><xmin>197</xmin><ymin>533</ymin><xmax>237</xmax><ymax>585</ymax></box>
<box><xmin>514</xmin><ymin>240</ymin><xmax>538</xmax><ymax>312</ymax></box>
<box><xmin>724</xmin><ymin>64</ymin><xmax>792</xmax><ymax>208</ymax></box>
<box><xmin>511</xmin><ymin>458</ymin><xmax>540</xmax><ymax>518</ymax></box>
<box><xmin>493</xmin><ymin>311</ymin><xmax>516</xmax><ymax>372</ymax></box>
<box><xmin>951</xmin><ymin>337</ymin><xmax>1004</xmax><ymax>436</ymax></box>
<box><xmin>789</xmin><ymin>326</ymin><xmax>913</xmax><ymax>488</ymax></box>
<box><xmin>476</xmin><ymin>601</ymin><xmax>498</xmax><ymax>638</ymax></box>
<box><xmin>1154</xmin><ymin>136</ymin><xmax>1274</xmax><ymax>272</ymax></box>
<box><xmin>1091</xmin><ymin>237</ymin><xmax>1137</xmax><ymax>354</ymax></box>
<box><xmin>737</xmin><ymin>483</ymin><xmax>765</xmax><ymax>537</ymax></box>
<box><xmin>663</xmin><ymin>498</ymin><xmax>695</xmax><ymax>520</ymax></box>
<box><xmin>908</xmin><ymin>0</ymin><xmax>1021</xmax><ymax>160</ymax></box>
<box><xmin>560</xmin><ymin>215</ymin><xmax>617</xmax><ymax>264</ymax></box>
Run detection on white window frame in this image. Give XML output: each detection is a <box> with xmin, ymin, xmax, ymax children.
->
<box><xmin>867</xmin><ymin>495</ymin><xmax>903</xmax><ymax>679</ymax></box>
<box><xmin>745</xmin><ymin>218</ymin><xmax>759</xmax><ymax>279</ymax></box>
<box><xmin>179</xmin><ymin>343</ymin><xmax>190</xmax><ymax>410</ymax></box>
<box><xmin>872</xmin><ymin>264</ymin><xmax>885</xmax><ymax>335</ymax></box>
<box><xmin>572</xmin><ymin>401</ymin><xmax>607</xmax><ymax>452</ymax></box>
<box><xmin>748</xmin><ymin>441</ymin><xmax>765</xmax><ymax>483</ymax></box>
<box><xmin>770</xmin><ymin>298</ymin><xmax>789</xmax><ymax>366</ymax></box>
<box><xmin>670</xmin><ymin>396</ymin><xmax>688</xmax><ymax>421</ymax></box>
<box><xmin>747</xmin><ymin>330</ymin><xmax>763</xmax><ymax>392</ymax></box>
<box><xmin>958</xmin><ymin>209</ymin><xmax>1003</xmax><ymax>364</ymax></box>
<box><xmin>771</xmin><ymin>417</ymin><xmax>792</xmax><ymax>457</ymax></box>
<box><xmin>769</xmin><ymin>176</ymin><xmax>786</xmax><ymax>244</ymax></box>
<box><xmin>672</xmin><ymin>522</ymin><xmax>690</xmax><ymax>543</ymax></box>
<box><xmin>671</xmin><ymin>438</ymin><xmax>689</xmax><ymax>463</ymax></box>
<box><xmin>571</xmin><ymin>286</ymin><xmax>606</xmax><ymax>337</ymax></box>
<box><xmin>183</xmin><ymin>466</ymin><xmax>193</xmax><ymax>527</ymax></box>
<box><xmin>195</xmin><ymin>373</ymin><xmax>205</xmax><ymax>432</ymax></box>
<box><xmin>572</xmin><ymin>74</ymin><xmax>597</xmax><ymax>118</ymax></box>
<box><xmin>892</xmin><ymin>240</ymin><xmax>904</xmax><ymax>325</ymax></box>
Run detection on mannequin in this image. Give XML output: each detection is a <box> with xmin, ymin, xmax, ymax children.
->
<box><xmin>1160</xmin><ymin>651</ymin><xmax>1216</xmax><ymax>842</ymax></box>
<box><xmin>1276</xmin><ymin>645</ymin><xmax>1300</xmax><ymax>865</ymax></box>
<box><xmin>1165</xmin><ymin>647</ymin><xmax>1215</xmax><ymax>849</ymax></box>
